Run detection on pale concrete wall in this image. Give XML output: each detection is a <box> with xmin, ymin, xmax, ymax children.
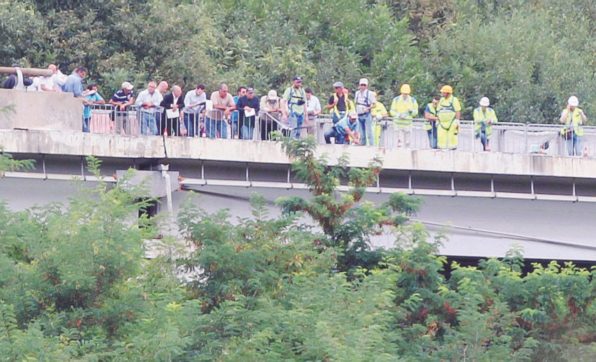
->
<box><xmin>2</xmin><ymin>129</ymin><xmax>596</xmax><ymax>179</ymax></box>
<box><xmin>0</xmin><ymin>89</ymin><xmax>82</xmax><ymax>131</ymax></box>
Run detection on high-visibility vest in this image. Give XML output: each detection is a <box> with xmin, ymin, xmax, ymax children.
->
<box><xmin>473</xmin><ymin>107</ymin><xmax>498</xmax><ymax>136</ymax></box>
<box><xmin>424</xmin><ymin>103</ymin><xmax>438</xmax><ymax>131</ymax></box>
<box><xmin>561</xmin><ymin>108</ymin><xmax>585</xmax><ymax>137</ymax></box>
<box><xmin>390</xmin><ymin>95</ymin><xmax>418</xmax><ymax>127</ymax></box>
<box><xmin>437</xmin><ymin>96</ymin><xmax>460</xmax><ymax>130</ymax></box>
<box><xmin>330</xmin><ymin>93</ymin><xmax>355</xmax><ymax>117</ymax></box>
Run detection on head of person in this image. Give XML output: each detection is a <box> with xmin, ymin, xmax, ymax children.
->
<box><xmin>348</xmin><ymin>112</ymin><xmax>358</xmax><ymax>122</ymax></box>
<box><xmin>48</xmin><ymin>64</ymin><xmax>57</xmax><ymax>74</ymax></box>
<box><xmin>305</xmin><ymin>87</ymin><xmax>313</xmax><ymax>100</ymax></box>
<box><xmin>479</xmin><ymin>97</ymin><xmax>490</xmax><ymax>109</ymax></box>
<box><xmin>172</xmin><ymin>85</ymin><xmax>182</xmax><ymax>98</ymax></box>
<box><xmin>121</xmin><ymin>81</ymin><xmax>134</xmax><ymax>94</ymax></box>
<box><xmin>237</xmin><ymin>86</ymin><xmax>247</xmax><ymax>97</ymax></box>
<box><xmin>568</xmin><ymin>96</ymin><xmax>579</xmax><ymax>110</ymax></box>
<box><xmin>333</xmin><ymin>81</ymin><xmax>344</xmax><ymax>95</ymax></box>
<box><xmin>195</xmin><ymin>83</ymin><xmax>205</xmax><ymax>95</ymax></box>
<box><xmin>432</xmin><ymin>95</ymin><xmax>440</xmax><ymax>106</ymax></box>
<box><xmin>86</xmin><ymin>84</ymin><xmax>98</xmax><ymax>93</ymax></box>
<box><xmin>158</xmin><ymin>81</ymin><xmax>169</xmax><ymax>94</ymax></box>
<box><xmin>246</xmin><ymin>87</ymin><xmax>255</xmax><ymax>99</ymax></box>
<box><xmin>293</xmin><ymin>76</ymin><xmax>302</xmax><ymax>88</ymax></box>
<box><xmin>218</xmin><ymin>83</ymin><xmax>229</xmax><ymax>97</ymax></box>
<box><xmin>400</xmin><ymin>84</ymin><xmax>411</xmax><ymax>96</ymax></box>
<box><xmin>440</xmin><ymin>85</ymin><xmax>453</xmax><ymax>98</ymax></box>
<box><xmin>359</xmin><ymin>78</ymin><xmax>369</xmax><ymax>90</ymax></box>
<box><xmin>267</xmin><ymin>89</ymin><xmax>278</xmax><ymax>102</ymax></box>
<box><xmin>147</xmin><ymin>81</ymin><xmax>157</xmax><ymax>94</ymax></box>
<box><xmin>75</xmin><ymin>66</ymin><xmax>88</xmax><ymax>78</ymax></box>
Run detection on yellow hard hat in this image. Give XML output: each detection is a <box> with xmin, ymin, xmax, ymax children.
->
<box><xmin>440</xmin><ymin>85</ymin><xmax>453</xmax><ymax>94</ymax></box>
<box><xmin>400</xmin><ymin>84</ymin><xmax>411</xmax><ymax>94</ymax></box>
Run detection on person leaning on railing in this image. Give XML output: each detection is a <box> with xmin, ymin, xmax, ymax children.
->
<box><xmin>160</xmin><ymin>85</ymin><xmax>184</xmax><ymax>136</ymax></box>
<box><xmin>82</xmin><ymin>84</ymin><xmax>105</xmax><ymax>133</ymax></box>
<box><xmin>423</xmin><ymin>95</ymin><xmax>440</xmax><ymax>149</ymax></box>
<box><xmin>109</xmin><ymin>82</ymin><xmax>135</xmax><ymax>135</ymax></box>
<box><xmin>473</xmin><ymin>97</ymin><xmax>498</xmax><ymax>151</ymax></box>
<box><xmin>182</xmin><ymin>84</ymin><xmax>206</xmax><ymax>137</ymax></box>
<box><xmin>259</xmin><ymin>90</ymin><xmax>282</xmax><ymax>141</ymax></box>
<box><xmin>560</xmin><ymin>96</ymin><xmax>588</xmax><ymax>156</ymax></box>
<box><xmin>206</xmin><ymin>83</ymin><xmax>235</xmax><ymax>139</ymax></box>
<box><xmin>135</xmin><ymin>81</ymin><xmax>163</xmax><ymax>136</ymax></box>
<box><xmin>371</xmin><ymin>97</ymin><xmax>388</xmax><ymax>147</ymax></box>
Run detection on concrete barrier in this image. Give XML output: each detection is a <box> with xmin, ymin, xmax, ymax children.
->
<box><xmin>0</xmin><ymin>89</ymin><xmax>82</xmax><ymax>131</ymax></box>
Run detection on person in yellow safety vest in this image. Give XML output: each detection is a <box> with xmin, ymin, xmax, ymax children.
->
<box><xmin>390</xmin><ymin>84</ymin><xmax>418</xmax><ymax>148</ymax></box>
<box><xmin>436</xmin><ymin>85</ymin><xmax>462</xmax><ymax>149</ymax></box>
<box><xmin>325</xmin><ymin>82</ymin><xmax>355</xmax><ymax>125</ymax></box>
<box><xmin>559</xmin><ymin>96</ymin><xmax>588</xmax><ymax>156</ymax></box>
<box><xmin>371</xmin><ymin>98</ymin><xmax>389</xmax><ymax>146</ymax></box>
<box><xmin>473</xmin><ymin>97</ymin><xmax>498</xmax><ymax>151</ymax></box>
<box><xmin>424</xmin><ymin>95</ymin><xmax>440</xmax><ymax>149</ymax></box>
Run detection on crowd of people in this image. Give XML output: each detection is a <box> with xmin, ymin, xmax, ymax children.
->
<box><xmin>2</xmin><ymin>64</ymin><xmax>589</xmax><ymax>156</ymax></box>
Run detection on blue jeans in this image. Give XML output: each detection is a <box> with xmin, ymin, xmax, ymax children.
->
<box><xmin>324</xmin><ymin>128</ymin><xmax>345</xmax><ymax>144</ymax></box>
<box><xmin>205</xmin><ymin>117</ymin><xmax>228</xmax><ymax>139</ymax></box>
<box><xmin>358</xmin><ymin>113</ymin><xmax>373</xmax><ymax>146</ymax></box>
<box><xmin>82</xmin><ymin>117</ymin><xmax>90</xmax><ymax>133</ymax></box>
<box><xmin>477</xmin><ymin>131</ymin><xmax>489</xmax><ymax>151</ymax></box>
<box><xmin>427</xmin><ymin>125</ymin><xmax>438</xmax><ymax>149</ymax></box>
<box><xmin>140</xmin><ymin>111</ymin><xmax>158</xmax><ymax>135</ymax></box>
<box><xmin>241</xmin><ymin>118</ymin><xmax>255</xmax><ymax>140</ymax></box>
<box><xmin>332</xmin><ymin>111</ymin><xmax>346</xmax><ymax>125</ymax></box>
<box><xmin>289</xmin><ymin>112</ymin><xmax>304</xmax><ymax>139</ymax></box>
<box><xmin>565</xmin><ymin>134</ymin><xmax>581</xmax><ymax>156</ymax></box>
<box><xmin>183</xmin><ymin>113</ymin><xmax>199</xmax><ymax>137</ymax></box>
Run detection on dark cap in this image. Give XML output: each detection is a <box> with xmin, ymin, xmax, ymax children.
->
<box><xmin>293</xmin><ymin>76</ymin><xmax>302</xmax><ymax>81</ymax></box>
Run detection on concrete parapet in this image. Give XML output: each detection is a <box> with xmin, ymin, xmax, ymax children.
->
<box><xmin>1</xmin><ymin>129</ymin><xmax>596</xmax><ymax>179</ymax></box>
<box><xmin>0</xmin><ymin>89</ymin><xmax>82</xmax><ymax>131</ymax></box>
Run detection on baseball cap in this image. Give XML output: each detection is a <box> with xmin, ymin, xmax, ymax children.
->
<box><xmin>293</xmin><ymin>76</ymin><xmax>302</xmax><ymax>81</ymax></box>
<box><xmin>121</xmin><ymin>81</ymin><xmax>134</xmax><ymax>90</ymax></box>
<box><xmin>359</xmin><ymin>78</ymin><xmax>368</xmax><ymax>86</ymax></box>
<box><xmin>267</xmin><ymin>90</ymin><xmax>279</xmax><ymax>99</ymax></box>
<box><xmin>333</xmin><ymin>81</ymin><xmax>344</xmax><ymax>88</ymax></box>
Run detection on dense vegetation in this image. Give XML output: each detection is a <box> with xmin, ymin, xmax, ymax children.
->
<box><xmin>0</xmin><ymin>139</ymin><xmax>594</xmax><ymax>360</ymax></box>
<box><xmin>1</xmin><ymin>0</ymin><xmax>594</xmax><ymax>121</ymax></box>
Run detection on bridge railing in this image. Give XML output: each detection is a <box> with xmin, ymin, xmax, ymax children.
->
<box><xmin>85</xmin><ymin>105</ymin><xmax>593</xmax><ymax>157</ymax></box>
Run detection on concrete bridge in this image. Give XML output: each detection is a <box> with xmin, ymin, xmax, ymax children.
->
<box><xmin>1</xmin><ymin>90</ymin><xmax>595</xmax><ymax>263</ymax></box>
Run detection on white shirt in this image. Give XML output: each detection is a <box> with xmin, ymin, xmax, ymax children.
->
<box><xmin>354</xmin><ymin>89</ymin><xmax>376</xmax><ymax>114</ymax></box>
<box><xmin>135</xmin><ymin>89</ymin><xmax>163</xmax><ymax>107</ymax></box>
<box><xmin>306</xmin><ymin>95</ymin><xmax>321</xmax><ymax>119</ymax></box>
<box><xmin>184</xmin><ymin>90</ymin><xmax>207</xmax><ymax>112</ymax></box>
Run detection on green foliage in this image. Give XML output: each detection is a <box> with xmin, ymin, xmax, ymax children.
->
<box><xmin>279</xmin><ymin>136</ymin><xmax>421</xmax><ymax>273</ymax></box>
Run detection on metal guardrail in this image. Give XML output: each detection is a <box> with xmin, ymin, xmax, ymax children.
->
<box><xmin>86</xmin><ymin>105</ymin><xmax>593</xmax><ymax>158</ymax></box>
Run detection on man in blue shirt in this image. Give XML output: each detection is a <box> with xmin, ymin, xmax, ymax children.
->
<box><xmin>62</xmin><ymin>67</ymin><xmax>87</xmax><ymax>97</ymax></box>
<box><xmin>231</xmin><ymin>86</ymin><xmax>246</xmax><ymax>138</ymax></box>
<box><xmin>324</xmin><ymin>112</ymin><xmax>360</xmax><ymax>145</ymax></box>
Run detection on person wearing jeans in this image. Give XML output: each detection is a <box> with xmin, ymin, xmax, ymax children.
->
<box><xmin>560</xmin><ymin>96</ymin><xmax>588</xmax><ymax>156</ymax></box>
<box><xmin>283</xmin><ymin>76</ymin><xmax>307</xmax><ymax>139</ymax></box>
<box><xmin>354</xmin><ymin>78</ymin><xmax>376</xmax><ymax>146</ymax></box>
<box><xmin>205</xmin><ymin>83</ymin><xmax>235</xmax><ymax>139</ymax></box>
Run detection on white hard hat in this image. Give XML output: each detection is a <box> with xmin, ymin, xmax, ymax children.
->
<box><xmin>479</xmin><ymin>97</ymin><xmax>490</xmax><ymax>107</ymax></box>
<box><xmin>568</xmin><ymin>96</ymin><xmax>579</xmax><ymax>107</ymax></box>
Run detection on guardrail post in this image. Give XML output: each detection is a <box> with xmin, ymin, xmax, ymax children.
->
<box><xmin>524</xmin><ymin>123</ymin><xmax>528</xmax><ymax>153</ymax></box>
